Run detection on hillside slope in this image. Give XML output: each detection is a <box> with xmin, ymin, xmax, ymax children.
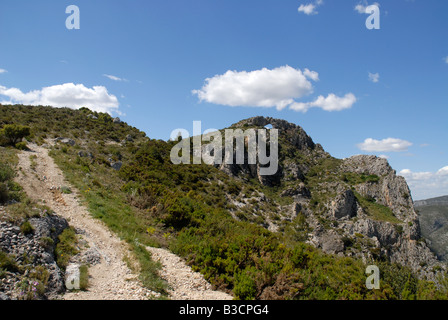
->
<box><xmin>415</xmin><ymin>196</ymin><xmax>448</xmax><ymax>261</ymax></box>
<box><xmin>1</xmin><ymin>104</ymin><xmax>447</xmax><ymax>300</ymax></box>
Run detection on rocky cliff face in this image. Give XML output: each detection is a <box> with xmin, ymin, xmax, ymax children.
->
<box><xmin>0</xmin><ymin>207</ymin><xmax>69</xmax><ymax>300</ymax></box>
<box><xmin>328</xmin><ymin>155</ymin><xmax>441</xmax><ymax>280</ymax></box>
<box><xmin>214</xmin><ymin>116</ymin><xmax>328</xmax><ymax>186</ymax></box>
<box><xmin>214</xmin><ymin>117</ymin><xmax>446</xmax><ymax>281</ymax></box>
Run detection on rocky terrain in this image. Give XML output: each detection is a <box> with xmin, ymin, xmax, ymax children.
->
<box><xmin>214</xmin><ymin>117</ymin><xmax>446</xmax><ymax>281</ymax></box>
<box><xmin>0</xmin><ymin>207</ymin><xmax>68</xmax><ymax>300</ymax></box>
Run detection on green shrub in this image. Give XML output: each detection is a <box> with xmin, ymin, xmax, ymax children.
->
<box><xmin>0</xmin><ymin>124</ymin><xmax>30</xmax><ymax>146</ymax></box>
<box><xmin>0</xmin><ymin>162</ymin><xmax>15</xmax><ymax>183</ymax></box>
<box><xmin>79</xmin><ymin>265</ymin><xmax>89</xmax><ymax>291</ymax></box>
<box><xmin>0</xmin><ymin>182</ymin><xmax>9</xmax><ymax>203</ymax></box>
<box><xmin>55</xmin><ymin>227</ymin><xmax>79</xmax><ymax>270</ymax></box>
<box><xmin>29</xmin><ymin>266</ymin><xmax>50</xmax><ymax>296</ymax></box>
<box><xmin>0</xmin><ymin>250</ymin><xmax>18</xmax><ymax>273</ymax></box>
<box><xmin>39</xmin><ymin>237</ymin><xmax>55</xmax><ymax>249</ymax></box>
<box><xmin>15</xmin><ymin>141</ymin><xmax>28</xmax><ymax>150</ymax></box>
<box><xmin>234</xmin><ymin>271</ymin><xmax>257</xmax><ymax>300</ymax></box>
<box><xmin>20</xmin><ymin>220</ymin><xmax>34</xmax><ymax>235</ymax></box>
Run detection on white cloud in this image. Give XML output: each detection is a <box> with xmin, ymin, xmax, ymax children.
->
<box><xmin>0</xmin><ymin>83</ymin><xmax>119</xmax><ymax>114</ymax></box>
<box><xmin>103</xmin><ymin>74</ymin><xmax>128</xmax><ymax>82</ymax></box>
<box><xmin>303</xmin><ymin>68</ymin><xmax>320</xmax><ymax>81</ymax></box>
<box><xmin>355</xmin><ymin>1</ymin><xmax>380</xmax><ymax>14</ymax></box>
<box><xmin>357</xmin><ymin>138</ymin><xmax>413</xmax><ymax>152</ymax></box>
<box><xmin>437</xmin><ymin>166</ymin><xmax>448</xmax><ymax>176</ymax></box>
<box><xmin>368</xmin><ymin>72</ymin><xmax>380</xmax><ymax>83</ymax></box>
<box><xmin>298</xmin><ymin>0</ymin><xmax>323</xmax><ymax>15</ymax></box>
<box><xmin>193</xmin><ymin>65</ymin><xmax>356</xmax><ymax>113</ymax></box>
<box><xmin>289</xmin><ymin>93</ymin><xmax>357</xmax><ymax>112</ymax></box>
<box><xmin>444</xmin><ymin>56</ymin><xmax>448</xmax><ymax>64</ymax></box>
<box><xmin>298</xmin><ymin>4</ymin><xmax>318</xmax><ymax>15</ymax></box>
<box><xmin>399</xmin><ymin>166</ymin><xmax>448</xmax><ymax>200</ymax></box>
<box><xmin>193</xmin><ymin>66</ymin><xmax>317</xmax><ymax>110</ymax></box>
<box><xmin>0</xmin><ymin>69</ymin><xmax>7</xmax><ymax>74</ymax></box>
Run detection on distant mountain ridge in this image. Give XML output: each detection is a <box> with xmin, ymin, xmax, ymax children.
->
<box><xmin>415</xmin><ymin>195</ymin><xmax>448</xmax><ymax>207</ymax></box>
<box><xmin>415</xmin><ymin>195</ymin><xmax>448</xmax><ymax>261</ymax></box>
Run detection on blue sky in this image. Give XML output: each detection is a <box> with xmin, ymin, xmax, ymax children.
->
<box><xmin>0</xmin><ymin>0</ymin><xmax>447</xmax><ymax>200</ymax></box>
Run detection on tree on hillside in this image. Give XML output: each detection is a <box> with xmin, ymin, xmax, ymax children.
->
<box><xmin>0</xmin><ymin>124</ymin><xmax>31</xmax><ymax>146</ymax></box>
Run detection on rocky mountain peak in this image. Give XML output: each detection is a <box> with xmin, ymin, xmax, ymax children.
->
<box><xmin>231</xmin><ymin>116</ymin><xmax>320</xmax><ymax>152</ymax></box>
<box><xmin>342</xmin><ymin>155</ymin><xmax>394</xmax><ymax>177</ymax></box>
<box><xmin>215</xmin><ymin>117</ymin><xmax>446</xmax><ymax>280</ymax></box>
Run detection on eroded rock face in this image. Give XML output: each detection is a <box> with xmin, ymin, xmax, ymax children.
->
<box><xmin>232</xmin><ymin>116</ymin><xmax>320</xmax><ymax>152</ymax></box>
<box><xmin>217</xmin><ymin>117</ymin><xmax>328</xmax><ymax>186</ymax></box>
<box><xmin>281</xmin><ymin>183</ymin><xmax>311</xmax><ymax>200</ymax></box>
<box><xmin>199</xmin><ymin>117</ymin><xmax>446</xmax><ymax>281</ymax></box>
<box><xmin>342</xmin><ymin>155</ymin><xmax>414</xmax><ymax>221</ymax></box>
<box><xmin>321</xmin><ymin>233</ymin><xmax>345</xmax><ymax>254</ymax></box>
<box><xmin>304</xmin><ymin>155</ymin><xmax>446</xmax><ymax>280</ymax></box>
<box><xmin>331</xmin><ymin>190</ymin><xmax>358</xmax><ymax>220</ymax></box>
<box><xmin>0</xmin><ymin>213</ymin><xmax>69</xmax><ymax>300</ymax></box>
<box><xmin>351</xmin><ymin>219</ymin><xmax>399</xmax><ymax>246</ymax></box>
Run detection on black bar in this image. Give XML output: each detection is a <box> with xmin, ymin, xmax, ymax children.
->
<box><xmin>1</xmin><ymin>300</ymin><xmax>448</xmax><ymax>319</ymax></box>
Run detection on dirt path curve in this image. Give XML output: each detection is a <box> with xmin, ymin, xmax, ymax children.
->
<box><xmin>16</xmin><ymin>142</ymin><xmax>232</xmax><ymax>300</ymax></box>
<box><xmin>147</xmin><ymin>247</ymin><xmax>232</xmax><ymax>300</ymax></box>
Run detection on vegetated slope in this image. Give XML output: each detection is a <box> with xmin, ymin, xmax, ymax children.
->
<box><xmin>15</xmin><ymin>142</ymin><xmax>159</xmax><ymax>300</ymax></box>
<box><xmin>415</xmin><ymin>196</ymin><xmax>448</xmax><ymax>261</ymax></box>
<box><xmin>1</xmin><ymin>104</ymin><xmax>447</xmax><ymax>300</ymax></box>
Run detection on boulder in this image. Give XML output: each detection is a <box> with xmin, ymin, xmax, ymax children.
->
<box><xmin>320</xmin><ymin>233</ymin><xmax>345</xmax><ymax>254</ymax></box>
<box><xmin>55</xmin><ymin>137</ymin><xmax>75</xmax><ymax>146</ymax></box>
<box><xmin>78</xmin><ymin>151</ymin><xmax>93</xmax><ymax>159</ymax></box>
<box><xmin>110</xmin><ymin>161</ymin><xmax>122</xmax><ymax>171</ymax></box>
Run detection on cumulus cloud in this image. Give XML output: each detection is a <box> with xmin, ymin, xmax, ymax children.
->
<box><xmin>103</xmin><ymin>74</ymin><xmax>128</xmax><ymax>82</ymax></box>
<box><xmin>193</xmin><ymin>66</ymin><xmax>316</xmax><ymax>110</ymax></box>
<box><xmin>289</xmin><ymin>93</ymin><xmax>357</xmax><ymax>112</ymax></box>
<box><xmin>368</xmin><ymin>72</ymin><xmax>380</xmax><ymax>83</ymax></box>
<box><xmin>355</xmin><ymin>0</ymin><xmax>380</xmax><ymax>14</ymax></box>
<box><xmin>437</xmin><ymin>166</ymin><xmax>448</xmax><ymax>176</ymax></box>
<box><xmin>193</xmin><ymin>65</ymin><xmax>355</xmax><ymax>113</ymax></box>
<box><xmin>357</xmin><ymin>138</ymin><xmax>413</xmax><ymax>152</ymax></box>
<box><xmin>0</xmin><ymin>69</ymin><xmax>7</xmax><ymax>74</ymax></box>
<box><xmin>298</xmin><ymin>4</ymin><xmax>318</xmax><ymax>15</ymax></box>
<box><xmin>399</xmin><ymin>166</ymin><xmax>448</xmax><ymax>200</ymax></box>
<box><xmin>303</xmin><ymin>68</ymin><xmax>320</xmax><ymax>81</ymax></box>
<box><xmin>0</xmin><ymin>83</ymin><xmax>119</xmax><ymax>114</ymax></box>
<box><xmin>298</xmin><ymin>0</ymin><xmax>323</xmax><ymax>15</ymax></box>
